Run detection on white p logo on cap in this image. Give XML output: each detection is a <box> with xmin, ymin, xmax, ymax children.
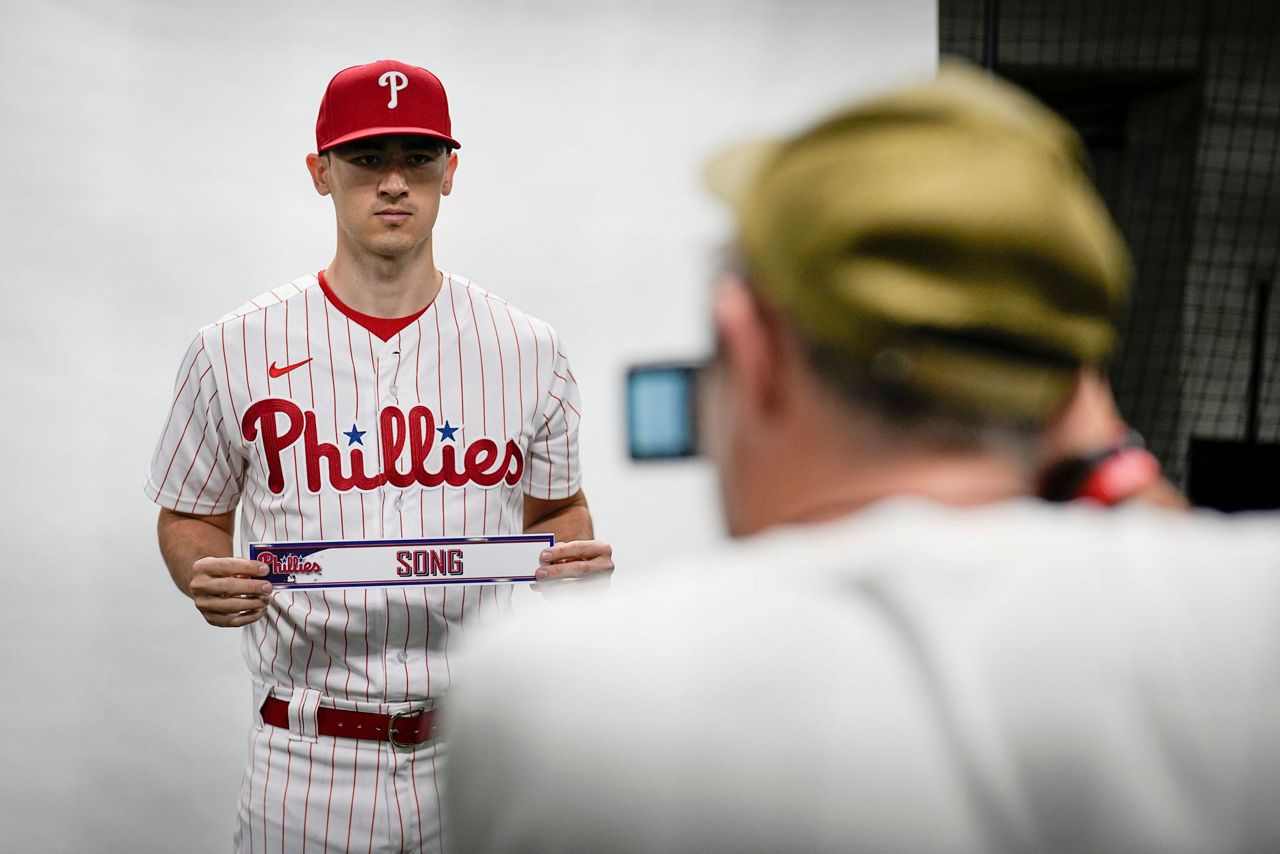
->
<box><xmin>379</xmin><ymin>70</ymin><xmax>409</xmax><ymax>109</ymax></box>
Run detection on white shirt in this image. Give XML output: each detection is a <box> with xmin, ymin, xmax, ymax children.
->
<box><xmin>443</xmin><ymin>499</ymin><xmax>1280</xmax><ymax>853</ymax></box>
<box><xmin>146</xmin><ymin>271</ymin><xmax>582</xmax><ymax>705</ymax></box>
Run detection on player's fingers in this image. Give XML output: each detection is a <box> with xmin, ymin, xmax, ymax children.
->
<box><xmin>534</xmin><ymin>556</ymin><xmax>615</xmax><ymax>581</ymax></box>
<box><xmin>539</xmin><ymin>540</ymin><xmax>613</xmax><ymax>565</ymax></box>
<box><xmin>203</xmin><ymin>606</ymin><xmax>269</xmax><ymax>628</ymax></box>
<box><xmin>192</xmin><ymin>575</ymin><xmax>274</xmax><ymax>598</ymax></box>
<box><xmin>195</xmin><ymin>594</ymin><xmax>272</xmax><ymax>615</ymax></box>
<box><xmin>195</xmin><ymin>557</ymin><xmax>270</xmax><ymax>578</ymax></box>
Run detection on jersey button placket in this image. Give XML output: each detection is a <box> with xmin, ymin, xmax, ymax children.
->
<box><xmin>376</xmin><ymin>341</ymin><xmax>406</xmax><ymax>530</ymax></box>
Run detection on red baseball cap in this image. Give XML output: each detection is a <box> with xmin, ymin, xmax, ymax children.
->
<box><xmin>315</xmin><ymin>60</ymin><xmax>460</xmax><ymax>152</ymax></box>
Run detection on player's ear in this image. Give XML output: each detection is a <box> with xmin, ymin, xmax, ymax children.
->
<box><xmin>441</xmin><ymin>150</ymin><xmax>459</xmax><ymax>196</ymax></box>
<box><xmin>306</xmin><ymin>152</ymin><xmax>332</xmax><ymax>197</ymax></box>
<box><xmin>713</xmin><ymin>275</ymin><xmax>787</xmax><ymax>419</ymax></box>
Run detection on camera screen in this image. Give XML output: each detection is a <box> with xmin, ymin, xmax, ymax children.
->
<box><xmin>626</xmin><ymin>364</ymin><xmax>699</xmax><ymax>460</ymax></box>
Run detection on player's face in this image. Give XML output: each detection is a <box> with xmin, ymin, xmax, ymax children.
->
<box><xmin>308</xmin><ymin>135</ymin><xmax>458</xmax><ymax>259</ymax></box>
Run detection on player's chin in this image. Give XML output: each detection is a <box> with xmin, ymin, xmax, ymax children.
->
<box><xmin>365</xmin><ymin>232</ymin><xmax>423</xmax><ymax>255</ymax></box>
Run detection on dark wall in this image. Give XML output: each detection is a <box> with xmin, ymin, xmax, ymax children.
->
<box><xmin>941</xmin><ymin>0</ymin><xmax>1280</xmax><ymax>491</ymax></box>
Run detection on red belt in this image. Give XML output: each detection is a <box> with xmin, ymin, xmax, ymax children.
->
<box><xmin>260</xmin><ymin>696</ymin><xmax>437</xmax><ymax>749</ymax></box>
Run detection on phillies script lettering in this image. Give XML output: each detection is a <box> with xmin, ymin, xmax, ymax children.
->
<box><xmin>241</xmin><ymin>398</ymin><xmax>525</xmax><ymax>494</ymax></box>
<box><xmin>259</xmin><ymin>552</ymin><xmax>322</xmax><ymax>575</ymax></box>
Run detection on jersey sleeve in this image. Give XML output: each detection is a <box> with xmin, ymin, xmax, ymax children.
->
<box><xmin>144</xmin><ymin>330</ymin><xmax>245</xmax><ymax>515</ymax></box>
<box><xmin>523</xmin><ymin>336</ymin><xmax>583</xmax><ymax>500</ymax></box>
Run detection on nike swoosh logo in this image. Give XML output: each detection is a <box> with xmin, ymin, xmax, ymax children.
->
<box><xmin>268</xmin><ymin>358</ymin><xmax>313</xmax><ymax>379</ymax></box>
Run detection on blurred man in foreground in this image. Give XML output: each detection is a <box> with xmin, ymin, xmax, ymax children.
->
<box><xmin>441</xmin><ymin>66</ymin><xmax>1280</xmax><ymax>854</ymax></box>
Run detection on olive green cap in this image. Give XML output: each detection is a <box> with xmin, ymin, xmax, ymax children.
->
<box><xmin>706</xmin><ymin>62</ymin><xmax>1131</xmax><ymax>422</ymax></box>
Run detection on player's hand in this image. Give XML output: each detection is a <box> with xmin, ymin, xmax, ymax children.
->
<box><xmin>534</xmin><ymin>540</ymin><xmax>614</xmax><ymax>583</ymax></box>
<box><xmin>187</xmin><ymin>557</ymin><xmax>274</xmax><ymax>628</ymax></box>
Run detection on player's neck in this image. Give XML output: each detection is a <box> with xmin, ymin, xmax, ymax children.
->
<box><xmin>324</xmin><ymin>242</ymin><xmax>443</xmax><ymax>319</ymax></box>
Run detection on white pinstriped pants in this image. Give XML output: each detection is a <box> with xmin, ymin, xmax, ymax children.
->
<box><xmin>234</xmin><ymin>690</ymin><xmax>446</xmax><ymax>854</ymax></box>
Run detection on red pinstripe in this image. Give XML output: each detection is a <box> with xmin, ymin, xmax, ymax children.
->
<box><xmin>391</xmin><ymin>754</ymin><xmax>406</xmax><ymax>852</ymax></box>
<box><xmin>261</xmin><ymin>725</ymin><xmax>276</xmax><ymax>853</ymax></box>
<box><xmin>323</xmin><ymin>295</ymin><xmax>347</xmax><ymax>540</ymax></box>
<box><xmin>170</xmin><ymin>387</ymin><xmax>218</xmax><ymax>505</ymax></box>
<box><xmin>366</xmin><ymin>742</ymin><xmax>383</xmax><ymax>854</ymax></box>
<box><xmin>416</xmin><ymin>321</ymin><xmax>426</xmax><ymax>537</ymax></box>
<box><xmin>323</xmin><ymin>741</ymin><xmax>337</xmax><ymax>854</ymax></box>
<box><xmin>447</xmin><ymin>278</ymin><xmax>468</xmax><ymax>535</ymax></box>
<box><xmin>401</xmin><ymin>591</ymin><xmax>412</xmax><ymax>698</ymax></box>
<box><xmin>483</xmin><ymin>295</ymin><xmax>511</xmax><ymax>543</ymax></box>
<box><xmin>320</xmin><ymin>593</ymin><xmax>336</xmax><ymax>697</ymax></box>
<box><xmin>186</xmin><ymin>415</ymin><xmax>226</xmax><ymax>512</ymax></box>
<box><xmin>464</xmin><ymin>283</ymin><xmax>490</xmax><ymax>531</ymax></box>
<box><xmin>304</xmin><ymin>288</ymin><xmax>324</xmax><ymax>539</ymax></box>
<box><xmin>550</xmin><ymin>376</ymin><xmax>582</xmax><ymax>418</ymax></box>
<box><xmin>246</xmin><ymin>725</ymin><xmax>262</xmax><ymax>854</ymax></box>
<box><xmin>153</xmin><ymin>339</ymin><xmax>206</xmax><ymax>447</ymax></box>
<box><xmin>369</xmin><ymin>333</ymin><xmax>384</xmax><ymax>540</ymax></box>
<box><xmin>153</xmin><ymin>367</ymin><xmax>209</xmax><ymax>495</ymax></box>
<box><xmin>409</xmin><ymin>750</ymin><xmax>426</xmax><ymax>854</ymax></box>
<box><xmin>279</xmin><ymin>739</ymin><xmax>294</xmax><ymax>853</ymax></box>
<box><xmin>362</xmin><ymin>589</ymin><xmax>371</xmax><ymax>702</ymax></box>
<box><xmin>279</xmin><ymin>596</ymin><xmax>299</xmax><ymax>692</ymax></box>
<box><xmin>300</xmin><ymin>742</ymin><xmax>315</xmax><ymax>854</ymax></box>
<box><xmin>299</xmin><ymin>593</ymin><xmax>317</xmax><ymax>698</ymax></box>
<box><xmin>346</xmin><ymin>317</ymin><xmax>369</xmax><ymax>542</ymax></box>
<box><xmin>345</xmin><ymin>742</ymin><xmax>361</xmax><ymax>852</ymax></box>
<box><xmin>433</xmin><ymin>300</ymin><xmax>445</xmax><ymax>536</ymax></box>
<box><xmin>203</xmin><ymin>459</ymin><xmax>232</xmax><ymax>514</ymax></box>
<box><xmin>543</xmin><ymin>415</ymin><xmax>554</xmax><ymax>495</ymax></box>
<box><xmin>341</xmin><ymin>591</ymin><xmax>352</xmax><ymax>701</ymax></box>
<box><xmin>428</xmin><ymin>751</ymin><xmax>446</xmax><ymax>854</ymax></box>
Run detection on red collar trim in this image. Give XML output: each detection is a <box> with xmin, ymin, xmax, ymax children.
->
<box><xmin>317</xmin><ymin>270</ymin><xmax>436</xmax><ymax>342</ymax></box>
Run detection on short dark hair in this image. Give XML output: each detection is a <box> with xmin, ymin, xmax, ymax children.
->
<box><xmin>722</xmin><ymin>245</ymin><xmax>1040</xmax><ymax>457</ymax></box>
<box><xmin>800</xmin><ymin>338</ymin><xmax>1039</xmax><ymax>455</ymax></box>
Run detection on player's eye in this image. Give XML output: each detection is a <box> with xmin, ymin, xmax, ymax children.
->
<box><xmin>406</xmin><ymin>154</ymin><xmax>434</xmax><ymax>167</ymax></box>
<box><xmin>351</xmin><ymin>155</ymin><xmax>381</xmax><ymax>167</ymax></box>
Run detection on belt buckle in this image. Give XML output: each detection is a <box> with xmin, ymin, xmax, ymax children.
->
<box><xmin>388</xmin><ymin>706</ymin><xmax>430</xmax><ymax>751</ymax></box>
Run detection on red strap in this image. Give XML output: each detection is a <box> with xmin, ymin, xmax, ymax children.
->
<box><xmin>260</xmin><ymin>696</ymin><xmax>436</xmax><ymax>745</ymax></box>
<box><xmin>1076</xmin><ymin>446</ymin><xmax>1162</xmax><ymax>506</ymax></box>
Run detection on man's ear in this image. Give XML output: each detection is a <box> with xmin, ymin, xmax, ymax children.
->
<box><xmin>712</xmin><ymin>275</ymin><xmax>789</xmax><ymax>419</ymax></box>
<box><xmin>306</xmin><ymin>152</ymin><xmax>332</xmax><ymax>197</ymax></box>
<box><xmin>441</xmin><ymin>151</ymin><xmax>459</xmax><ymax>196</ymax></box>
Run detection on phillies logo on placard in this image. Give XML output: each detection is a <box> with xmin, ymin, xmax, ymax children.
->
<box><xmin>259</xmin><ymin>551</ymin><xmax>322</xmax><ymax>576</ymax></box>
<box><xmin>241</xmin><ymin>398</ymin><xmax>524</xmax><ymax>495</ymax></box>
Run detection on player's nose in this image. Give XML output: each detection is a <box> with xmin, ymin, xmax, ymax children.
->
<box><xmin>379</xmin><ymin>167</ymin><xmax>410</xmax><ymax>197</ymax></box>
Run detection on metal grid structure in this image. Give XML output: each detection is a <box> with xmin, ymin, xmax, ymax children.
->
<box><xmin>940</xmin><ymin>0</ymin><xmax>1280</xmax><ymax>498</ymax></box>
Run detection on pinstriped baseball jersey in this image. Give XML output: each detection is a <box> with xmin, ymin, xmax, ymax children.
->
<box><xmin>145</xmin><ymin>270</ymin><xmax>582</xmax><ymax>705</ymax></box>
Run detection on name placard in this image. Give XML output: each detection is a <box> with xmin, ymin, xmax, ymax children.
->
<box><xmin>248</xmin><ymin>535</ymin><xmax>553</xmax><ymax>590</ymax></box>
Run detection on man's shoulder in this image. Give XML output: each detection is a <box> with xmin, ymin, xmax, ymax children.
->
<box><xmin>177</xmin><ymin>274</ymin><xmax>317</xmax><ymax>356</ymax></box>
<box><xmin>442</xmin><ymin>272</ymin><xmax>560</xmax><ymax>344</ymax></box>
<box><xmin>502</xmin><ymin>500</ymin><xmax>1280</xmax><ymax>658</ymax></box>
<box><xmin>209</xmin><ymin>274</ymin><xmax>320</xmax><ymax>328</ymax></box>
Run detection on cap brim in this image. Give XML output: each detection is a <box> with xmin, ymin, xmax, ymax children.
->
<box><xmin>704</xmin><ymin>139</ymin><xmax>781</xmax><ymax>207</ymax></box>
<box><xmin>320</xmin><ymin>126</ymin><xmax>460</xmax><ymax>151</ymax></box>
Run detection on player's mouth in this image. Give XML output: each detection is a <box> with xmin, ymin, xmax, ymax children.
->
<box><xmin>375</xmin><ymin>209</ymin><xmax>412</xmax><ymax>224</ymax></box>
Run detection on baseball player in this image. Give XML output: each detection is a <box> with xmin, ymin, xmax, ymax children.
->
<box><xmin>145</xmin><ymin>59</ymin><xmax>613</xmax><ymax>853</ymax></box>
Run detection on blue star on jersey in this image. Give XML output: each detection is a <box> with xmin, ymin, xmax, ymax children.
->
<box><xmin>343</xmin><ymin>424</ymin><xmax>366</xmax><ymax>446</ymax></box>
<box><xmin>437</xmin><ymin>420</ymin><xmax>460</xmax><ymax>442</ymax></box>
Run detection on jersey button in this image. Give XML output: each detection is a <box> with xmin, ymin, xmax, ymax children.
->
<box><xmin>396</xmin><ymin>651</ymin><xmax>409</xmax><ymax>664</ymax></box>
<box><xmin>389</xmin><ymin>384</ymin><xmax>399</xmax><ymax>397</ymax></box>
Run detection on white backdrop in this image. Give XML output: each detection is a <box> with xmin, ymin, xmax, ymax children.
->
<box><xmin>0</xmin><ymin>1</ymin><xmax>934</xmax><ymax>850</ymax></box>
